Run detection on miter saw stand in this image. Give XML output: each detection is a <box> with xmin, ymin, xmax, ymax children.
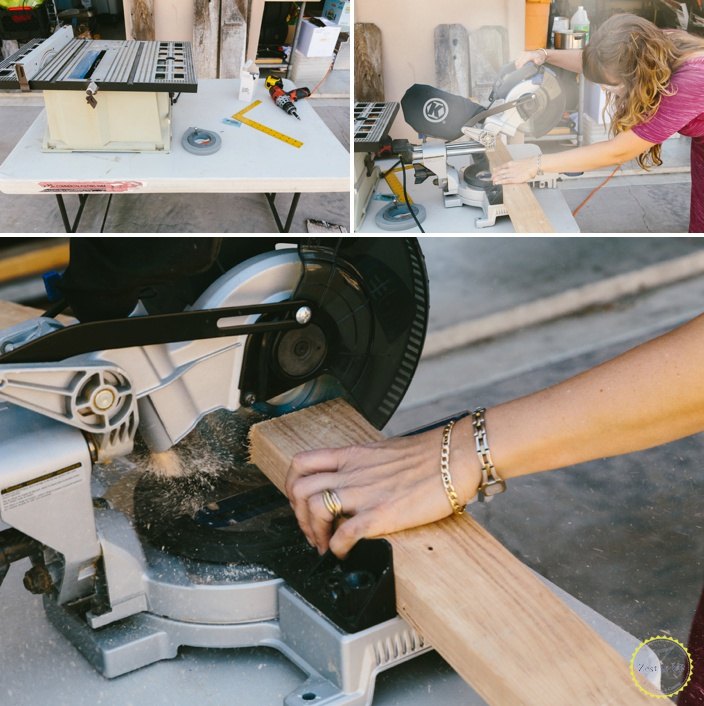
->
<box><xmin>380</xmin><ymin>62</ymin><xmax>565</xmax><ymax>230</ymax></box>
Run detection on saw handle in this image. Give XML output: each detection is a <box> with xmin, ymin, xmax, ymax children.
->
<box><xmin>490</xmin><ymin>61</ymin><xmax>541</xmax><ymax>101</ymax></box>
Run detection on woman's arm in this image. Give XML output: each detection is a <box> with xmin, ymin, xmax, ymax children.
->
<box><xmin>492</xmin><ymin>129</ymin><xmax>656</xmax><ymax>184</ymax></box>
<box><xmin>515</xmin><ymin>48</ymin><xmax>584</xmax><ymax>73</ymax></box>
<box><xmin>487</xmin><ymin>313</ymin><xmax>704</xmax><ymax>475</ymax></box>
<box><xmin>286</xmin><ymin>314</ymin><xmax>704</xmax><ymax>558</ymax></box>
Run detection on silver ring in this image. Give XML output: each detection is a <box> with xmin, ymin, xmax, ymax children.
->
<box><xmin>322</xmin><ymin>489</ymin><xmax>343</xmax><ymax>519</ymax></box>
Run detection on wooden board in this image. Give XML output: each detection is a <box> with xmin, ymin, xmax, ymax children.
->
<box><xmin>219</xmin><ymin>0</ymin><xmax>247</xmax><ymax>79</ymax></box>
<box><xmin>193</xmin><ymin>0</ymin><xmax>220</xmax><ymax>79</ymax></box>
<box><xmin>354</xmin><ymin>23</ymin><xmax>384</xmax><ymax>102</ymax></box>
<box><xmin>249</xmin><ymin>399</ymin><xmax>656</xmax><ymax>706</ymax></box>
<box><xmin>434</xmin><ymin>24</ymin><xmax>470</xmax><ymax>98</ymax></box>
<box><xmin>0</xmin><ymin>240</ymin><xmax>69</xmax><ymax>285</ymax></box>
<box><xmin>468</xmin><ymin>25</ymin><xmax>508</xmax><ymax>103</ymax></box>
<box><xmin>130</xmin><ymin>0</ymin><xmax>155</xmax><ymax>40</ymax></box>
<box><xmin>0</xmin><ymin>300</ymin><xmax>74</xmax><ymax>328</ymax></box>
<box><xmin>487</xmin><ymin>140</ymin><xmax>555</xmax><ymax>233</ymax></box>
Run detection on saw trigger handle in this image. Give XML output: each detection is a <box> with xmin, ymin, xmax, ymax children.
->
<box><xmin>490</xmin><ymin>61</ymin><xmax>541</xmax><ymax>101</ymax></box>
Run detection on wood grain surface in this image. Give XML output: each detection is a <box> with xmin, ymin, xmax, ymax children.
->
<box><xmin>434</xmin><ymin>24</ymin><xmax>470</xmax><ymax>98</ymax></box>
<box><xmin>354</xmin><ymin>23</ymin><xmax>384</xmax><ymax>102</ymax></box>
<box><xmin>249</xmin><ymin>399</ymin><xmax>656</xmax><ymax>705</ymax></box>
<box><xmin>487</xmin><ymin>140</ymin><xmax>555</xmax><ymax>233</ymax></box>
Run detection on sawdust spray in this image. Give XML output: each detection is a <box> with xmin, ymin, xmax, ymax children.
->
<box><xmin>127</xmin><ymin>409</ymin><xmax>268</xmax><ymax>528</ymax></box>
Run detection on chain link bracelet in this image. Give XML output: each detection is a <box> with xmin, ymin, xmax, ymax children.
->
<box><xmin>440</xmin><ymin>419</ymin><xmax>466</xmax><ymax>515</ymax></box>
<box><xmin>471</xmin><ymin>407</ymin><xmax>507</xmax><ymax>502</ymax></box>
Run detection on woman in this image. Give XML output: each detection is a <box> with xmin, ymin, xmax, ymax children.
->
<box><xmin>492</xmin><ymin>13</ymin><xmax>704</xmax><ymax>233</ymax></box>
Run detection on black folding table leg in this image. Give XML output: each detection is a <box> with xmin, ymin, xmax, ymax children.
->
<box><xmin>56</xmin><ymin>194</ymin><xmax>89</xmax><ymax>233</ymax></box>
<box><xmin>264</xmin><ymin>193</ymin><xmax>301</xmax><ymax>233</ymax></box>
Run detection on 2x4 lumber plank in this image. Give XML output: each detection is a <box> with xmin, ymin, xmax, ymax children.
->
<box><xmin>249</xmin><ymin>399</ymin><xmax>655</xmax><ymax>705</ymax></box>
<box><xmin>0</xmin><ymin>300</ymin><xmax>51</xmax><ymax>328</ymax></box>
<box><xmin>487</xmin><ymin>140</ymin><xmax>555</xmax><ymax>233</ymax></box>
<box><xmin>130</xmin><ymin>0</ymin><xmax>155</xmax><ymax>40</ymax></box>
<box><xmin>0</xmin><ymin>241</ymin><xmax>69</xmax><ymax>285</ymax></box>
<box><xmin>219</xmin><ymin>0</ymin><xmax>247</xmax><ymax>79</ymax></box>
<box><xmin>0</xmin><ymin>300</ymin><xmax>73</xmax><ymax>329</ymax></box>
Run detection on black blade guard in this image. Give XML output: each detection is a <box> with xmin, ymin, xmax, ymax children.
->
<box><xmin>239</xmin><ymin>238</ymin><xmax>429</xmax><ymax>430</ymax></box>
<box><xmin>401</xmin><ymin>84</ymin><xmax>485</xmax><ymax>141</ymax></box>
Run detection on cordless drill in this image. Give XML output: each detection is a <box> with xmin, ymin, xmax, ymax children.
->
<box><xmin>264</xmin><ymin>75</ymin><xmax>311</xmax><ymax>120</ymax></box>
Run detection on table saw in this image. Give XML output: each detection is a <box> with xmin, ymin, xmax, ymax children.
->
<box><xmin>0</xmin><ymin>238</ymin><xmax>654</xmax><ymax>704</ymax></box>
<box><xmin>0</xmin><ymin>27</ymin><xmax>198</xmax><ymax>153</ymax></box>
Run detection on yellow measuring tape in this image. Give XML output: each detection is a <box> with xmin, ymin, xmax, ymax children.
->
<box><xmin>384</xmin><ymin>167</ymin><xmax>413</xmax><ymax>204</ymax></box>
<box><xmin>231</xmin><ymin>100</ymin><xmax>303</xmax><ymax>149</ymax></box>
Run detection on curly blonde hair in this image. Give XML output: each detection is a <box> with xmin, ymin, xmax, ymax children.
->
<box><xmin>583</xmin><ymin>14</ymin><xmax>704</xmax><ymax>168</ymax></box>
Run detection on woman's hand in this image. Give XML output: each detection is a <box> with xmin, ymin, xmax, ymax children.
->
<box><xmin>492</xmin><ymin>157</ymin><xmax>540</xmax><ymax>185</ymax></box>
<box><xmin>285</xmin><ymin>420</ymin><xmax>481</xmax><ymax>559</ymax></box>
<box><xmin>514</xmin><ymin>49</ymin><xmax>547</xmax><ymax>69</ymax></box>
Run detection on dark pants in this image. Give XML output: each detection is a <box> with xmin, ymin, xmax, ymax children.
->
<box><xmin>679</xmin><ymin>586</ymin><xmax>704</xmax><ymax>705</ymax></box>
<box><xmin>689</xmin><ymin>137</ymin><xmax>704</xmax><ymax>233</ymax></box>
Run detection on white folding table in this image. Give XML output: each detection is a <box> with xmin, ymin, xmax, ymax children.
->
<box><xmin>0</xmin><ymin>78</ymin><xmax>349</xmax><ymax>232</ymax></box>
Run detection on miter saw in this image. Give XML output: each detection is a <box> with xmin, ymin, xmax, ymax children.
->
<box><xmin>378</xmin><ymin>62</ymin><xmax>565</xmax><ymax>230</ymax></box>
<box><xmin>0</xmin><ymin>239</ymin><xmax>430</xmax><ymax>706</ymax></box>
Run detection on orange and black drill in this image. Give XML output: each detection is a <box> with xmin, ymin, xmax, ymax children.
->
<box><xmin>264</xmin><ymin>75</ymin><xmax>311</xmax><ymax>120</ymax></box>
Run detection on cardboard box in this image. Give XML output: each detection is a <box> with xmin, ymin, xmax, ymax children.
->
<box><xmin>322</xmin><ymin>0</ymin><xmax>350</xmax><ymax>30</ymax></box>
<box><xmin>584</xmin><ymin>79</ymin><xmax>610</xmax><ymax>125</ymax></box>
<box><xmin>297</xmin><ymin>17</ymin><xmax>342</xmax><ymax>57</ymax></box>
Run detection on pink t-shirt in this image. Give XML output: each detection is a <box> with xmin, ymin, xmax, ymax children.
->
<box><xmin>632</xmin><ymin>57</ymin><xmax>704</xmax><ymax>143</ymax></box>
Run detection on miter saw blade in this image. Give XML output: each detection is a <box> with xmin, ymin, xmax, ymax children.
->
<box><xmin>239</xmin><ymin>239</ymin><xmax>429</xmax><ymax>430</ymax></box>
<box><xmin>519</xmin><ymin>68</ymin><xmax>565</xmax><ymax>138</ymax></box>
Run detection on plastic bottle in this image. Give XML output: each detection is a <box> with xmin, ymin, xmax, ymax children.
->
<box><xmin>570</xmin><ymin>5</ymin><xmax>590</xmax><ymax>43</ymax></box>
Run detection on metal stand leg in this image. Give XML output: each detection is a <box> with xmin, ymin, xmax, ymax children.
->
<box><xmin>56</xmin><ymin>194</ymin><xmax>89</xmax><ymax>233</ymax></box>
<box><xmin>265</xmin><ymin>193</ymin><xmax>301</xmax><ymax>233</ymax></box>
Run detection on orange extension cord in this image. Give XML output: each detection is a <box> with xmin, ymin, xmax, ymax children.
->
<box><xmin>571</xmin><ymin>164</ymin><xmax>622</xmax><ymax>217</ymax></box>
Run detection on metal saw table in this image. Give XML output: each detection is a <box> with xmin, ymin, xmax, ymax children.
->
<box><xmin>0</xmin><ymin>78</ymin><xmax>349</xmax><ymax>233</ymax></box>
<box><xmin>0</xmin><ymin>542</ymin><xmax>647</xmax><ymax>706</ymax></box>
<box><xmin>356</xmin><ymin>154</ymin><xmax>580</xmax><ymax>234</ymax></box>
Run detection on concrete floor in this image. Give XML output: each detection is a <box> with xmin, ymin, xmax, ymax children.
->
<box><xmin>552</xmin><ymin>136</ymin><xmax>693</xmax><ymax>233</ymax></box>
<box><xmin>0</xmin><ymin>99</ymin><xmax>350</xmax><ymax>234</ymax></box>
<box><xmin>418</xmin><ymin>236</ymin><xmax>704</xmax><ymax>332</ymax></box>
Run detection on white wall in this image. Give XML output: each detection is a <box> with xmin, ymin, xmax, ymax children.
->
<box><xmin>356</xmin><ymin>0</ymin><xmax>525</xmax><ymax>139</ymax></box>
